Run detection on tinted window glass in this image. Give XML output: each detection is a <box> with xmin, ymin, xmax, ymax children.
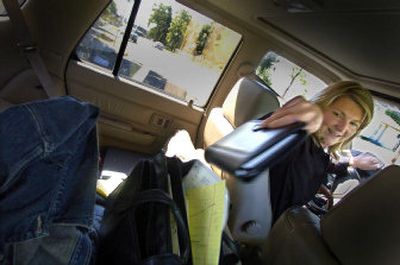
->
<box><xmin>75</xmin><ymin>0</ymin><xmax>241</xmax><ymax>106</ymax></box>
<box><xmin>256</xmin><ymin>52</ymin><xmax>400</xmax><ymax>166</ymax></box>
<box><xmin>76</xmin><ymin>0</ymin><xmax>134</xmax><ymax>73</ymax></box>
<box><xmin>256</xmin><ymin>51</ymin><xmax>326</xmax><ymax>104</ymax></box>
<box><xmin>353</xmin><ymin>97</ymin><xmax>400</xmax><ymax>166</ymax></box>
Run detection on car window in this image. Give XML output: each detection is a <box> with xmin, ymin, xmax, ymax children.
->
<box><xmin>256</xmin><ymin>51</ymin><xmax>326</xmax><ymax>104</ymax></box>
<box><xmin>75</xmin><ymin>0</ymin><xmax>134</xmax><ymax>73</ymax></box>
<box><xmin>255</xmin><ymin>51</ymin><xmax>400</xmax><ymax>167</ymax></box>
<box><xmin>75</xmin><ymin>0</ymin><xmax>241</xmax><ymax>106</ymax></box>
<box><xmin>352</xmin><ymin>97</ymin><xmax>400</xmax><ymax>166</ymax></box>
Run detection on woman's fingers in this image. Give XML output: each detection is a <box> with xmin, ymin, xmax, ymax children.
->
<box><xmin>261</xmin><ymin>114</ymin><xmax>299</xmax><ymax>128</ymax></box>
<box><xmin>261</xmin><ymin>97</ymin><xmax>306</xmax><ymax>124</ymax></box>
<box><xmin>353</xmin><ymin>153</ymin><xmax>385</xmax><ymax>170</ymax></box>
<box><xmin>281</xmin><ymin>95</ymin><xmax>305</xmax><ymax>108</ymax></box>
<box><xmin>260</xmin><ymin>97</ymin><xmax>323</xmax><ymax>133</ymax></box>
<box><xmin>264</xmin><ymin>109</ymin><xmax>322</xmax><ymax>133</ymax></box>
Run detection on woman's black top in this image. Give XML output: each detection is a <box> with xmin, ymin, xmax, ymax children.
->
<box><xmin>269</xmin><ymin>136</ymin><xmax>330</xmax><ymax>222</ymax></box>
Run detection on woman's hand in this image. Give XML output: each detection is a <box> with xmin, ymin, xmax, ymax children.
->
<box><xmin>318</xmin><ymin>184</ymin><xmax>334</xmax><ymax>209</ymax></box>
<box><xmin>259</xmin><ymin>96</ymin><xmax>323</xmax><ymax>134</ymax></box>
<box><xmin>352</xmin><ymin>152</ymin><xmax>384</xmax><ymax>170</ymax></box>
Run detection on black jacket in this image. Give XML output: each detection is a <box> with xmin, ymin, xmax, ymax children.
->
<box><xmin>269</xmin><ymin>137</ymin><xmax>330</xmax><ymax>222</ymax></box>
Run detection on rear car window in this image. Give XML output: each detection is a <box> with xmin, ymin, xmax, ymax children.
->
<box><xmin>353</xmin><ymin>97</ymin><xmax>400</xmax><ymax>166</ymax></box>
<box><xmin>255</xmin><ymin>52</ymin><xmax>400</xmax><ymax>167</ymax></box>
<box><xmin>75</xmin><ymin>0</ymin><xmax>241</xmax><ymax>107</ymax></box>
<box><xmin>255</xmin><ymin>51</ymin><xmax>326</xmax><ymax>104</ymax></box>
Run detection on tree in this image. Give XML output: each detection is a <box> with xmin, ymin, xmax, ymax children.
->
<box><xmin>256</xmin><ymin>53</ymin><xmax>279</xmax><ymax>86</ymax></box>
<box><xmin>165</xmin><ymin>10</ymin><xmax>191</xmax><ymax>52</ymax></box>
<box><xmin>147</xmin><ymin>4</ymin><xmax>172</xmax><ymax>44</ymax></box>
<box><xmin>385</xmin><ymin>109</ymin><xmax>400</xmax><ymax>126</ymax></box>
<box><xmin>102</xmin><ymin>2</ymin><xmax>118</xmax><ymax>21</ymax></box>
<box><xmin>281</xmin><ymin>66</ymin><xmax>307</xmax><ymax>98</ymax></box>
<box><xmin>194</xmin><ymin>24</ymin><xmax>212</xmax><ymax>56</ymax></box>
<box><xmin>101</xmin><ymin>2</ymin><xmax>123</xmax><ymax>27</ymax></box>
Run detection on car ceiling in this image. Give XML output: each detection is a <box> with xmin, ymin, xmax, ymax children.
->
<box><xmin>261</xmin><ymin>0</ymin><xmax>400</xmax><ymax>84</ymax></box>
<box><xmin>185</xmin><ymin>0</ymin><xmax>400</xmax><ymax>95</ymax></box>
<box><xmin>2</xmin><ymin>0</ymin><xmax>398</xmax><ymax>98</ymax></box>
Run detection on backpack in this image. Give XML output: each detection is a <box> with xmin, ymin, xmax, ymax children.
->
<box><xmin>96</xmin><ymin>153</ymin><xmax>192</xmax><ymax>265</ymax></box>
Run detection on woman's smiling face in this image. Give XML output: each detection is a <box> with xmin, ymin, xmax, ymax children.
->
<box><xmin>316</xmin><ymin>96</ymin><xmax>364</xmax><ymax>148</ymax></box>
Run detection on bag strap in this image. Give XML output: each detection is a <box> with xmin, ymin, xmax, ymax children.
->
<box><xmin>130</xmin><ymin>189</ymin><xmax>191</xmax><ymax>265</ymax></box>
<box><xmin>2</xmin><ymin>0</ymin><xmax>58</xmax><ymax>98</ymax></box>
<box><xmin>167</xmin><ymin>157</ymin><xmax>193</xmax><ymax>265</ymax></box>
<box><xmin>219</xmin><ymin>231</ymin><xmax>241</xmax><ymax>265</ymax></box>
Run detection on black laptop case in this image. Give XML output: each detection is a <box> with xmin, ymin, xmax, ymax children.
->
<box><xmin>205</xmin><ymin>120</ymin><xmax>308</xmax><ymax>180</ymax></box>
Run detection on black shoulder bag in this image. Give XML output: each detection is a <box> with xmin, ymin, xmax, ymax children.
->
<box><xmin>96</xmin><ymin>153</ymin><xmax>193</xmax><ymax>265</ymax></box>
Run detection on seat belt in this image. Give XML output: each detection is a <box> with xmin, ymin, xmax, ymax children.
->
<box><xmin>2</xmin><ymin>0</ymin><xmax>58</xmax><ymax>98</ymax></box>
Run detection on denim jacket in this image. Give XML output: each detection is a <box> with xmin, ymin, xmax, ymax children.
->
<box><xmin>0</xmin><ymin>96</ymin><xmax>99</xmax><ymax>265</ymax></box>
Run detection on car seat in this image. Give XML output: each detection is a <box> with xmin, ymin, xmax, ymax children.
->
<box><xmin>166</xmin><ymin>74</ymin><xmax>280</xmax><ymax>245</ymax></box>
<box><xmin>260</xmin><ymin>165</ymin><xmax>400</xmax><ymax>265</ymax></box>
<box><xmin>203</xmin><ymin>75</ymin><xmax>280</xmax><ymax>152</ymax></box>
<box><xmin>202</xmin><ymin>75</ymin><xmax>280</xmax><ymax>245</ymax></box>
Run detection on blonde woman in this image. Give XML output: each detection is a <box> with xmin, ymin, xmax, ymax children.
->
<box><xmin>260</xmin><ymin>81</ymin><xmax>374</xmax><ymax>222</ymax></box>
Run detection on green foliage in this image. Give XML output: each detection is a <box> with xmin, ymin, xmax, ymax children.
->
<box><xmin>147</xmin><ymin>3</ymin><xmax>172</xmax><ymax>44</ymax></box>
<box><xmin>385</xmin><ymin>109</ymin><xmax>400</xmax><ymax>126</ymax></box>
<box><xmin>281</xmin><ymin>66</ymin><xmax>308</xmax><ymax>98</ymax></box>
<box><xmin>194</xmin><ymin>24</ymin><xmax>213</xmax><ymax>56</ymax></box>
<box><xmin>256</xmin><ymin>53</ymin><xmax>279</xmax><ymax>86</ymax></box>
<box><xmin>101</xmin><ymin>2</ymin><xmax>123</xmax><ymax>27</ymax></box>
<box><xmin>102</xmin><ymin>2</ymin><xmax>117</xmax><ymax>21</ymax></box>
<box><xmin>165</xmin><ymin>10</ymin><xmax>192</xmax><ymax>52</ymax></box>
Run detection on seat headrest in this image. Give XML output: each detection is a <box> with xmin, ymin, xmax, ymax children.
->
<box><xmin>222</xmin><ymin>77</ymin><xmax>280</xmax><ymax>128</ymax></box>
<box><xmin>321</xmin><ymin>165</ymin><xmax>400</xmax><ymax>265</ymax></box>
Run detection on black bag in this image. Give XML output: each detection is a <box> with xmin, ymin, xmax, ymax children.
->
<box><xmin>96</xmin><ymin>153</ymin><xmax>193</xmax><ymax>265</ymax></box>
<box><xmin>205</xmin><ymin>120</ymin><xmax>307</xmax><ymax>180</ymax></box>
<box><xmin>219</xmin><ymin>231</ymin><xmax>241</xmax><ymax>265</ymax></box>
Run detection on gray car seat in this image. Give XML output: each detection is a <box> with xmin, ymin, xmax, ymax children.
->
<box><xmin>163</xmin><ymin>74</ymin><xmax>280</xmax><ymax>245</ymax></box>
<box><xmin>202</xmin><ymin>75</ymin><xmax>280</xmax><ymax>245</ymax></box>
<box><xmin>260</xmin><ymin>165</ymin><xmax>400</xmax><ymax>265</ymax></box>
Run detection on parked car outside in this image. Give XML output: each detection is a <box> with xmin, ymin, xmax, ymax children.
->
<box><xmin>153</xmin><ymin>41</ymin><xmax>164</xmax><ymax>51</ymax></box>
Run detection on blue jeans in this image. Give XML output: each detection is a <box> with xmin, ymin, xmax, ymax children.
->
<box><xmin>0</xmin><ymin>97</ymin><xmax>99</xmax><ymax>265</ymax></box>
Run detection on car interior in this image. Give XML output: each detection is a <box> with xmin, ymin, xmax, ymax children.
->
<box><xmin>1</xmin><ymin>0</ymin><xmax>400</xmax><ymax>264</ymax></box>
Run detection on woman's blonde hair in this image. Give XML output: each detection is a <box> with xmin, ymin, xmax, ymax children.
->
<box><xmin>311</xmin><ymin>80</ymin><xmax>374</xmax><ymax>154</ymax></box>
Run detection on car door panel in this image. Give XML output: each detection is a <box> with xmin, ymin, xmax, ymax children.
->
<box><xmin>66</xmin><ymin>61</ymin><xmax>203</xmax><ymax>153</ymax></box>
